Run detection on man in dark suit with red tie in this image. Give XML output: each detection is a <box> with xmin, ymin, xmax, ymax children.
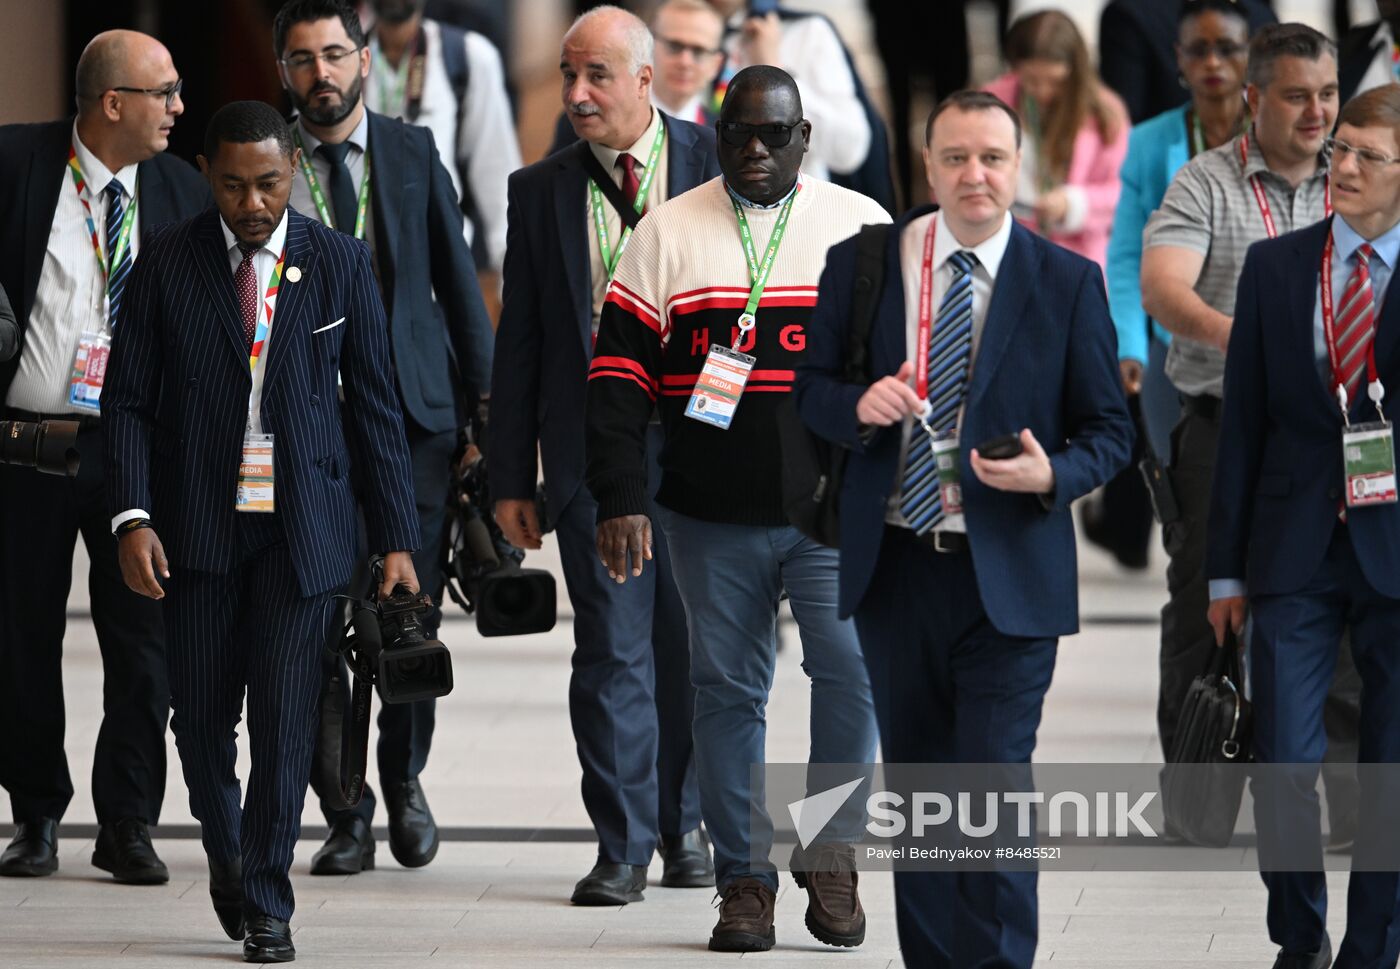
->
<box><xmin>105</xmin><ymin>100</ymin><xmax>420</xmax><ymax>962</ymax></box>
<box><xmin>1208</xmin><ymin>84</ymin><xmax>1400</xmax><ymax>969</ymax></box>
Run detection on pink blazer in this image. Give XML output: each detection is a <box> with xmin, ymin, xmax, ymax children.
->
<box><xmin>983</xmin><ymin>72</ymin><xmax>1129</xmax><ymax>270</ymax></box>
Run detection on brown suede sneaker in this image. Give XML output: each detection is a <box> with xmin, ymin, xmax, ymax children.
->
<box><xmin>790</xmin><ymin>842</ymin><xmax>866</xmax><ymax>947</ymax></box>
<box><xmin>709</xmin><ymin>877</ymin><xmax>776</xmax><ymax>952</ymax></box>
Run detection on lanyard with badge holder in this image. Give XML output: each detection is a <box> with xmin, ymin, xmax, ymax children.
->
<box><xmin>589</xmin><ymin>122</ymin><xmax>665</xmax><ymax>280</ymax></box>
<box><xmin>1321</xmin><ymin>231</ymin><xmax>1398</xmax><ymax>508</ymax></box>
<box><xmin>235</xmin><ymin>248</ymin><xmax>288</xmax><ymax>514</ymax></box>
<box><xmin>66</xmin><ymin>145</ymin><xmax>138</xmax><ymax>413</ymax></box>
<box><xmin>684</xmin><ymin>180</ymin><xmax>800</xmax><ymax>429</ymax></box>
<box><xmin>294</xmin><ymin>130</ymin><xmax>373</xmax><ymax>239</ymax></box>
<box><xmin>1240</xmin><ymin>131</ymin><xmax>1332</xmax><ymax>238</ymax></box>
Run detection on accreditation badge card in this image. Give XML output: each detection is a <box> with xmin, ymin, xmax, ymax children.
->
<box><xmin>67</xmin><ymin>330</ymin><xmax>110</xmax><ymax>413</ymax></box>
<box><xmin>1343</xmin><ymin>421</ymin><xmax>1397</xmax><ymax>507</ymax></box>
<box><xmin>685</xmin><ymin>344</ymin><xmax>755</xmax><ymax>429</ymax></box>
<box><xmin>236</xmin><ymin>433</ymin><xmax>276</xmax><ymax>513</ymax></box>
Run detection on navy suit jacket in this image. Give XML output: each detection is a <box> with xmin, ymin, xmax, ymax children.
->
<box><xmin>104</xmin><ymin>208</ymin><xmax>420</xmax><ymax>598</ymax></box>
<box><xmin>489</xmin><ymin>115</ymin><xmax>719</xmax><ymax>523</ymax></box>
<box><xmin>0</xmin><ymin>118</ymin><xmax>210</xmax><ymax>403</ymax></box>
<box><xmin>795</xmin><ymin>207</ymin><xmax>1134</xmax><ymax>635</ymax></box>
<box><xmin>361</xmin><ymin>110</ymin><xmax>494</xmax><ymax>433</ymax></box>
<box><xmin>1208</xmin><ymin>217</ymin><xmax>1400</xmax><ymax>599</ymax></box>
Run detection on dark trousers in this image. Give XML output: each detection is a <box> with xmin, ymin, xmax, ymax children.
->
<box><xmin>1159</xmin><ymin>403</ymin><xmax>1360</xmax><ymax>821</ymax></box>
<box><xmin>853</xmin><ymin>528</ymin><xmax>1057</xmax><ymax>969</ymax></box>
<box><xmin>163</xmin><ymin>512</ymin><xmax>332</xmax><ymax>921</ymax></box>
<box><xmin>554</xmin><ymin>425</ymin><xmax>699</xmax><ymax>865</ymax></box>
<box><xmin>313</xmin><ymin>419</ymin><xmax>456</xmax><ymax>824</ymax></box>
<box><xmin>1250</xmin><ymin>526</ymin><xmax>1400</xmax><ymax>968</ymax></box>
<box><xmin>0</xmin><ymin>418</ymin><xmax>167</xmax><ymax>824</ymax></box>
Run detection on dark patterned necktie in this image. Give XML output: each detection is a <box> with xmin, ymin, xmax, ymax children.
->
<box><xmin>104</xmin><ymin>180</ymin><xmax>133</xmax><ymax>326</ymax></box>
<box><xmin>235</xmin><ymin>244</ymin><xmax>259</xmax><ymax>349</ymax></box>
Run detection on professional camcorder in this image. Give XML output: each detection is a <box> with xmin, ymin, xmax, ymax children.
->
<box><xmin>339</xmin><ymin>557</ymin><xmax>454</xmax><ymax>705</ymax></box>
<box><xmin>0</xmin><ymin>420</ymin><xmax>81</xmax><ymax>476</ymax></box>
<box><xmin>442</xmin><ymin>454</ymin><xmax>557</xmax><ymax>636</ymax></box>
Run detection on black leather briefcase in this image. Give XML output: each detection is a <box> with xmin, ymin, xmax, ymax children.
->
<box><xmin>1161</xmin><ymin>629</ymin><xmax>1253</xmax><ymax>847</ymax></box>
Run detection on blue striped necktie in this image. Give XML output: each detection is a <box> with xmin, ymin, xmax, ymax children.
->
<box><xmin>104</xmin><ymin>180</ymin><xmax>133</xmax><ymax>327</ymax></box>
<box><xmin>898</xmin><ymin>249</ymin><xmax>977</xmax><ymax>534</ymax></box>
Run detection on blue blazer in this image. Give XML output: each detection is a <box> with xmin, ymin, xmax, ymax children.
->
<box><xmin>795</xmin><ymin>207</ymin><xmax>1134</xmax><ymax>636</ymax></box>
<box><xmin>1106</xmin><ymin>104</ymin><xmax>1186</xmax><ymax>363</ymax></box>
<box><xmin>489</xmin><ymin>115</ymin><xmax>719</xmax><ymax>523</ymax></box>
<box><xmin>363</xmin><ymin>110</ymin><xmax>494</xmax><ymax>432</ymax></box>
<box><xmin>1208</xmin><ymin>217</ymin><xmax>1400</xmax><ymax>599</ymax></box>
<box><xmin>104</xmin><ymin>208</ymin><xmax>420</xmax><ymax>598</ymax></box>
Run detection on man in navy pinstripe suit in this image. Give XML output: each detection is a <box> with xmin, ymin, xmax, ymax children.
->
<box><xmin>104</xmin><ymin>101</ymin><xmax>420</xmax><ymax>964</ymax></box>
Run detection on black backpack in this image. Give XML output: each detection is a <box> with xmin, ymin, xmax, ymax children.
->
<box><xmin>778</xmin><ymin>223</ymin><xmax>889</xmax><ymax>547</ymax></box>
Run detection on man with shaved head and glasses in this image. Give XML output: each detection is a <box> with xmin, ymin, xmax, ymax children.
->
<box><xmin>0</xmin><ymin>28</ymin><xmax>207</xmax><ymax>886</ymax></box>
<box><xmin>585</xmin><ymin>64</ymin><xmax>885</xmax><ymax>952</ymax></box>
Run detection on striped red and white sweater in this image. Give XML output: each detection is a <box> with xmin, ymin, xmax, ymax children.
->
<box><xmin>585</xmin><ymin>175</ymin><xmax>890</xmax><ymax>525</ymax></box>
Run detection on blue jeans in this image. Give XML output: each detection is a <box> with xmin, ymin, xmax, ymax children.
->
<box><xmin>655</xmin><ymin>507</ymin><xmax>877</xmax><ymax>891</ymax></box>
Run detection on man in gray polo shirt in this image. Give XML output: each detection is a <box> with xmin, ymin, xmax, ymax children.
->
<box><xmin>1142</xmin><ymin>24</ymin><xmax>1359</xmax><ymax>830</ymax></box>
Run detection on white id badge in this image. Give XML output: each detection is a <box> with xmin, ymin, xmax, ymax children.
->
<box><xmin>1342</xmin><ymin>421</ymin><xmax>1398</xmax><ymax>507</ymax></box>
<box><xmin>67</xmin><ymin>330</ymin><xmax>110</xmax><ymax>413</ymax></box>
<box><xmin>236</xmin><ymin>433</ymin><xmax>276</xmax><ymax>513</ymax></box>
<box><xmin>684</xmin><ymin>345</ymin><xmax>755</xmax><ymax>430</ymax></box>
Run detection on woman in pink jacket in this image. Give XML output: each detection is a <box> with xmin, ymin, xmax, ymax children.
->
<box><xmin>985</xmin><ymin>10</ymin><xmax>1129</xmax><ymax>270</ymax></box>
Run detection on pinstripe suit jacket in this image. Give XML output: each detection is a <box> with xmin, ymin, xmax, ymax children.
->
<box><xmin>104</xmin><ymin>207</ymin><xmax>420</xmax><ymax>597</ymax></box>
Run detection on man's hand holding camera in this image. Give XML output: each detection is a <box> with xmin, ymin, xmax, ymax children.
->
<box><xmin>379</xmin><ymin>550</ymin><xmax>420</xmax><ymax>599</ymax></box>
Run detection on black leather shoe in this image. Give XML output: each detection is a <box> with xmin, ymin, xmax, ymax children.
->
<box><xmin>209</xmin><ymin>857</ymin><xmax>244</xmax><ymax>941</ymax></box>
<box><xmin>309</xmin><ymin>816</ymin><xmax>374</xmax><ymax>875</ymax></box>
<box><xmin>92</xmin><ymin>818</ymin><xmax>169</xmax><ymax>884</ymax></box>
<box><xmin>571</xmin><ymin>862</ymin><xmax>646</xmax><ymax>905</ymax></box>
<box><xmin>385</xmin><ymin>779</ymin><xmax>439</xmax><ymax>868</ymax></box>
<box><xmin>243</xmin><ymin>913</ymin><xmax>295</xmax><ymax>963</ymax></box>
<box><xmin>0</xmin><ymin>819</ymin><xmax>58</xmax><ymax>877</ymax></box>
<box><xmin>658</xmin><ymin>829</ymin><xmax>714</xmax><ymax>888</ymax></box>
<box><xmin>1272</xmin><ymin>931</ymin><xmax>1332</xmax><ymax>969</ymax></box>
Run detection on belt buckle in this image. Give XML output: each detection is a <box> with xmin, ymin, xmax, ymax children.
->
<box><xmin>931</xmin><ymin>531</ymin><xmax>963</xmax><ymax>554</ymax></box>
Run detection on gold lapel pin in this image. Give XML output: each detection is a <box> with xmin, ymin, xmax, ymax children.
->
<box><xmin>286</xmin><ymin>266</ymin><xmax>302</xmax><ymax>283</ymax></box>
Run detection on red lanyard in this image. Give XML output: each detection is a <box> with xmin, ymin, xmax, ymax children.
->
<box><xmin>1320</xmin><ymin>230</ymin><xmax>1380</xmax><ymax>409</ymax></box>
<box><xmin>913</xmin><ymin>217</ymin><xmax>938</xmax><ymax>400</ymax></box>
<box><xmin>1239</xmin><ymin>133</ymin><xmax>1331</xmax><ymax>239</ymax></box>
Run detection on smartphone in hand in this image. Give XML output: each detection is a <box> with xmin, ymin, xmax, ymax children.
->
<box><xmin>976</xmin><ymin>433</ymin><xmax>1024</xmax><ymax>460</ymax></box>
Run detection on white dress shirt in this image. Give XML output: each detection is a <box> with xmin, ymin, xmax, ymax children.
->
<box><xmin>365</xmin><ymin>18</ymin><xmax>521</xmax><ymax>272</ymax></box>
<box><xmin>9</xmin><ymin>123</ymin><xmax>140</xmax><ymax>415</ymax></box>
<box><xmin>886</xmin><ymin>209</ymin><xmax>1013</xmax><ymax>526</ymax></box>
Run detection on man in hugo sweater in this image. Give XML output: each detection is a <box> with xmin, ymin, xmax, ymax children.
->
<box><xmin>585</xmin><ymin>65</ymin><xmax>886</xmax><ymax>953</ymax></box>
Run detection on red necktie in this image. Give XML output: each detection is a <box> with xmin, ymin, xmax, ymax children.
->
<box><xmin>619</xmin><ymin>153</ymin><xmax>641</xmax><ymax>209</ymax></box>
<box><xmin>1335</xmin><ymin>243</ymin><xmax>1377</xmax><ymax>404</ymax></box>
<box><xmin>235</xmin><ymin>244</ymin><xmax>259</xmax><ymax>349</ymax></box>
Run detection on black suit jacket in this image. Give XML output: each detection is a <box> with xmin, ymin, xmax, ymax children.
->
<box><xmin>358</xmin><ymin>110</ymin><xmax>494</xmax><ymax>434</ymax></box>
<box><xmin>1099</xmin><ymin>0</ymin><xmax>1276</xmax><ymax>124</ymax></box>
<box><xmin>489</xmin><ymin>115</ymin><xmax>719</xmax><ymax>524</ymax></box>
<box><xmin>0</xmin><ymin>118</ymin><xmax>210</xmax><ymax>403</ymax></box>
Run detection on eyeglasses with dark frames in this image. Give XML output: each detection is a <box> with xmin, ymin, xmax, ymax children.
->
<box><xmin>717</xmin><ymin>120</ymin><xmax>804</xmax><ymax>148</ymax></box>
<box><xmin>657</xmin><ymin>36</ymin><xmax>721</xmax><ymax>59</ymax></box>
<box><xmin>279</xmin><ymin>46</ymin><xmax>363</xmax><ymax>71</ymax></box>
<box><xmin>111</xmin><ymin>78</ymin><xmax>183</xmax><ymax>109</ymax></box>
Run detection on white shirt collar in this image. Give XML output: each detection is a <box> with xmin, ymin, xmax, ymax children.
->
<box><xmin>71</xmin><ymin>121</ymin><xmax>138</xmax><ymax>200</ymax></box>
<box><xmin>590</xmin><ymin>107</ymin><xmax>662</xmax><ymax>173</ymax></box>
<box><xmin>933</xmin><ymin>208</ymin><xmax>1012</xmax><ymax>280</ymax></box>
<box><xmin>295</xmin><ymin>108</ymin><xmax>371</xmax><ymax>160</ymax></box>
<box><xmin>653</xmin><ymin>91</ymin><xmax>706</xmax><ymax>124</ymax></box>
<box><xmin>220</xmin><ymin>207</ymin><xmax>291</xmax><ymax>259</ymax></box>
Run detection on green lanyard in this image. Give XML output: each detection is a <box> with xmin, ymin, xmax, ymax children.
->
<box><xmin>1189</xmin><ymin>108</ymin><xmax>1206</xmax><ymax>158</ymax></box>
<box><xmin>371</xmin><ymin>38</ymin><xmax>411</xmax><ymax>116</ymax></box>
<box><xmin>730</xmin><ymin>181</ymin><xmax>801</xmax><ymax>333</ymax></box>
<box><xmin>294</xmin><ymin>130</ymin><xmax>373</xmax><ymax>239</ymax></box>
<box><xmin>589</xmin><ymin>122</ymin><xmax>666</xmax><ymax>279</ymax></box>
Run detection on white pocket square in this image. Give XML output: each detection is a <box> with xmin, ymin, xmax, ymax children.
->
<box><xmin>312</xmin><ymin>317</ymin><xmax>345</xmax><ymax>334</ymax></box>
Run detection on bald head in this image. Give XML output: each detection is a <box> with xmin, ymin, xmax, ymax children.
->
<box><xmin>722</xmin><ymin>65</ymin><xmax>803</xmax><ymax>120</ymax></box>
<box><xmin>73</xmin><ymin>30</ymin><xmax>183</xmax><ymax>167</ymax></box>
<box><xmin>560</xmin><ymin>4</ymin><xmax>656</xmax><ymax>149</ymax></box>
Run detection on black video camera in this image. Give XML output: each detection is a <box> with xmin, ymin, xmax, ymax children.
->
<box><xmin>442</xmin><ymin>454</ymin><xmax>557</xmax><ymax>637</ymax></box>
<box><xmin>340</xmin><ymin>557</ymin><xmax>454</xmax><ymax>704</ymax></box>
<box><xmin>0</xmin><ymin>420</ymin><xmax>81</xmax><ymax>476</ymax></box>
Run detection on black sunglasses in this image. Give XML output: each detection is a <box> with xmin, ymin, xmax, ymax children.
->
<box><xmin>717</xmin><ymin>120</ymin><xmax>804</xmax><ymax>148</ymax></box>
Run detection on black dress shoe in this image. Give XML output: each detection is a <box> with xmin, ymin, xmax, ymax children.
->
<box><xmin>571</xmin><ymin>862</ymin><xmax>646</xmax><ymax>905</ymax></box>
<box><xmin>1272</xmin><ymin>931</ymin><xmax>1332</xmax><ymax>969</ymax></box>
<box><xmin>0</xmin><ymin>819</ymin><xmax>58</xmax><ymax>877</ymax></box>
<box><xmin>209</xmin><ymin>857</ymin><xmax>245</xmax><ymax>941</ymax></box>
<box><xmin>243</xmin><ymin>912</ymin><xmax>295</xmax><ymax>963</ymax></box>
<box><xmin>385</xmin><ymin>779</ymin><xmax>439</xmax><ymax>868</ymax></box>
<box><xmin>658</xmin><ymin>829</ymin><xmax>714</xmax><ymax>888</ymax></box>
<box><xmin>92</xmin><ymin>818</ymin><xmax>169</xmax><ymax>884</ymax></box>
<box><xmin>309</xmin><ymin>816</ymin><xmax>374</xmax><ymax>875</ymax></box>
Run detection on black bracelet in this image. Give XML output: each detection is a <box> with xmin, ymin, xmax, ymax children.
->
<box><xmin>117</xmin><ymin>518</ymin><xmax>153</xmax><ymax>536</ymax></box>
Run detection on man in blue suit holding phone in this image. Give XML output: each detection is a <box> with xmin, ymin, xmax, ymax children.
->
<box><xmin>1207</xmin><ymin>84</ymin><xmax>1400</xmax><ymax>969</ymax></box>
<box><xmin>795</xmin><ymin>90</ymin><xmax>1132</xmax><ymax>969</ymax></box>
<box><xmin>104</xmin><ymin>100</ymin><xmax>420</xmax><ymax>963</ymax></box>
